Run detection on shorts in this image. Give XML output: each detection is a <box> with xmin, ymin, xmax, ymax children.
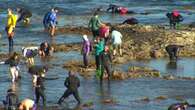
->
<box><xmin>113</xmin><ymin>44</ymin><xmax>121</xmax><ymax>50</ymax></box>
<box><xmin>49</xmin><ymin>21</ymin><xmax>56</xmax><ymax>28</ymax></box>
<box><xmin>5</xmin><ymin>26</ymin><xmax>14</xmax><ymax>34</ymax></box>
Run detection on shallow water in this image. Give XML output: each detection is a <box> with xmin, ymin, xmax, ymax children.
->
<box><xmin>0</xmin><ymin>0</ymin><xmax>195</xmax><ymax>110</ymax></box>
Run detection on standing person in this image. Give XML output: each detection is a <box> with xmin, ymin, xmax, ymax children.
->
<box><xmin>166</xmin><ymin>10</ymin><xmax>183</xmax><ymax>29</ymax></box>
<box><xmin>16</xmin><ymin>7</ymin><xmax>32</xmax><ymax>25</ymax></box>
<box><xmin>6</xmin><ymin>8</ymin><xmax>18</xmax><ymax>54</ymax></box>
<box><xmin>99</xmin><ymin>24</ymin><xmax>110</xmax><ymax>43</ymax></box>
<box><xmin>81</xmin><ymin>35</ymin><xmax>91</xmax><ymax>68</ymax></box>
<box><xmin>28</xmin><ymin>65</ymin><xmax>47</xmax><ymax>107</ymax></box>
<box><xmin>3</xmin><ymin>89</ymin><xmax>19</xmax><ymax>110</ymax></box>
<box><xmin>88</xmin><ymin>12</ymin><xmax>102</xmax><ymax>40</ymax></box>
<box><xmin>33</xmin><ymin>73</ymin><xmax>46</xmax><ymax>106</ymax></box>
<box><xmin>48</xmin><ymin>8</ymin><xmax>58</xmax><ymax>37</ymax></box>
<box><xmin>99</xmin><ymin>46</ymin><xmax>112</xmax><ymax>81</ymax></box>
<box><xmin>5</xmin><ymin>52</ymin><xmax>20</xmax><ymax>83</ymax></box>
<box><xmin>111</xmin><ymin>27</ymin><xmax>123</xmax><ymax>56</ymax></box>
<box><xmin>94</xmin><ymin>37</ymin><xmax>104</xmax><ymax>70</ymax></box>
<box><xmin>58</xmin><ymin>71</ymin><xmax>81</xmax><ymax>105</ymax></box>
<box><xmin>43</xmin><ymin>8</ymin><xmax>53</xmax><ymax>32</ymax></box>
<box><xmin>18</xmin><ymin>99</ymin><xmax>36</xmax><ymax>110</ymax></box>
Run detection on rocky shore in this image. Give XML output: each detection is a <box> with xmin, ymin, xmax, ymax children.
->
<box><xmin>55</xmin><ymin>24</ymin><xmax>195</xmax><ymax>60</ymax></box>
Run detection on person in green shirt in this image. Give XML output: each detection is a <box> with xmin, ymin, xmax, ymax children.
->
<box><xmin>88</xmin><ymin>12</ymin><xmax>102</xmax><ymax>40</ymax></box>
<box><xmin>94</xmin><ymin>37</ymin><xmax>105</xmax><ymax>70</ymax></box>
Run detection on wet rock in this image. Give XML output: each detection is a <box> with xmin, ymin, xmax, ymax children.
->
<box><xmin>140</xmin><ymin>97</ymin><xmax>150</xmax><ymax>102</ymax></box>
<box><xmin>162</xmin><ymin>75</ymin><xmax>175</xmax><ymax>80</ymax></box>
<box><xmin>102</xmin><ymin>99</ymin><xmax>117</xmax><ymax>104</ymax></box>
<box><xmin>175</xmin><ymin>96</ymin><xmax>185</xmax><ymax>101</ymax></box>
<box><xmin>189</xmin><ymin>22</ymin><xmax>195</xmax><ymax>28</ymax></box>
<box><xmin>82</xmin><ymin>101</ymin><xmax>94</xmax><ymax>108</ymax></box>
<box><xmin>154</xmin><ymin>96</ymin><xmax>168</xmax><ymax>101</ymax></box>
<box><xmin>55</xmin><ymin>24</ymin><xmax>195</xmax><ymax>60</ymax></box>
<box><xmin>150</xmin><ymin>49</ymin><xmax>162</xmax><ymax>58</ymax></box>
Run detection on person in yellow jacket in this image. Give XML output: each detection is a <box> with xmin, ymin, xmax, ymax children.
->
<box><xmin>6</xmin><ymin>8</ymin><xmax>18</xmax><ymax>54</ymax></box>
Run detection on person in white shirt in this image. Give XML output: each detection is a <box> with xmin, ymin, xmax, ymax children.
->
<box><xmin>111</xmin><ymin>27</ymin><xmax>123</xmax><ymax>56</ymax></box>
<box><xmin>18</xmin><ymin>98</ymin><xmax>36</xmax><ymax>110</ymax></box>
<box><xmin>22</xmin><ymin>46</ymin><xmax>39</xmax><ymax>65</ymax></box>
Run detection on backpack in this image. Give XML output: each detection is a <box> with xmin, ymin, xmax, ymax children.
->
<box><xmin>43</xmin><ymin>12</ymin><xmax>51</xmax><ymax>24</ymax></box>
<box><xmin>7</xmin><ymin>93</ymin><xmax>18</xmax><ymax>107</ymax></box>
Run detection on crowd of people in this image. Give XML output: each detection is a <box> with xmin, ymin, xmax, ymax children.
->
<box><xmin>0</xmin><ymin>3</ymin><xmax>189</xmax><ymax>110</ymax></box>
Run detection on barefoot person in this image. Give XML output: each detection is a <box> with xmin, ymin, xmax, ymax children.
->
<box><xmin>111</xmin><ymin>27</ymin><xmax>123</xmax><ymax>56</ymax></box>
<box><xmin>22</xmin><ymin>46</ymin><xmax>39</xmax><ymax>65</ymax></box>
<box><xmin>81</xmin><ymin>35</ymin><xmax>91</xmax><ymax>68</ymax></box>
<box><xmin>6</xmin><ymin>8</ymin><xmax>18</xmax><ymax>54</ymax></box>
<box><xmin>5</xmin><ymin>52</ymin><xmax>20</xmax><ymax>83</ymax></box>
<box><xmin>58</xmin><ymin>71</ymin><xmax>81</xmax><ymax>105</ymax></box>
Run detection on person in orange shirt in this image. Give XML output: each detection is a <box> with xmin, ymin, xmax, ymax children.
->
<box><xmin>6</xmin><ymin>8</ymin><xmax>17</xmax><ymax>54</ymax></box>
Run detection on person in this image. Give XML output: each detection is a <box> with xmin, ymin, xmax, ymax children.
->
<box><xmin>88</xmin><ymin>12</ymin><xmax>102</xmax><ymax>40</ymax></box>
<box><xmin>94</xmin><ymin>37</ymin><xmax>105</xmax><ymax>70</ymax></box>
<box><xmin>122</xmin><ymin>18</ymin><xmax>139</xmax><ymax>25</ymax></box>
<box><xmin>34</xmin><ymin>73</ymin><xmax>46</xmax><ymax>106</ymax></box>
<box><xmin>3</xmin><ymin>89</ymin><xmax>19</xmax><ymax>110</ymax></box>
<box><xmin>47</xmin><ymin>8</ymin><xmax>58</xmax><ymax>37</ymax></box>
<box><xmin>39</xmin><ymin>42</ymin><xmax>54</xmax><ymax>57</ymax></box>
<box><xmin>16</xmin><ymin>7</ymin><xmax>32</xmax><ymax>25</ymax></box>
<box><xmin>18</xmin><ymin>99</ymin><xmax>36</xmax><ymax>110</ymax></box>
<box><xmin>99</xmin><ymin>24</ymin><xmax>110</xmax><ymax>43</ymax></box>
<box><xmin>58</xmin><ymin>71</ymin><xmax>81</xmax><ymax>105</ymax></box>
<box><xmin>6</xmin><ymin>8</ymin><xmax>18</xmax><ymax>54</ymax></box>
<box><xmin>168</xmin><ymin>102</ymin><xmax>189</xmax><ymax>110</ymax></box>
<box><xmin>165</xmin><ymin>45</ymin><xmax>184</xmax><ymax>61</ymax></box>
<box><xmin>81</xmin><ymin>35</ymin><xmax>91</xmax><ymax>68</ymax></box>
<box><xmin>166</xmin><ymin>10</ymin><xmax>183</xmax><ymax>29</ymax></box>
<box><xmin>107</xmin><ymin>4</ymin><xmax>132</xmax><ymax>15</ymax></box>
<box><xmin>29</xmin><ymin>65</ymin><xmax>47</xmax><ymax>107</ymax></box>
<box><xmin>43</xmin><ymin>8</ymin><xmax>53</xmax><ymax>31</ymax></box>
<box><xmin>99</xmin><ymin>46</ymin><xmax>112</xmax><ymax>81</ymax></box>
<box><xmin>111</xmin><ymin>27</ymin><xmax>123</xmax><ymax>56</ymax></box>
<box><xmin>5</xmin><ymin>52</ymin><xmax>20</xmax><ymax>83</ymax></box>
<box><xmin>22</xmin><ymin>46</ymin><xmax>39</xmax><ymax>65</ymax></box>
<box><xmin>28</xmin><ymin>65</ymin><xmax>48</xmax><ymax>84</ymax></box>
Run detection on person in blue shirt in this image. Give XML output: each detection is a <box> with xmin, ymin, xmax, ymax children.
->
<box><xmin>43</xmin><ymin>8</ymin><xmax>58</xmax><ymax>37</ymax></box>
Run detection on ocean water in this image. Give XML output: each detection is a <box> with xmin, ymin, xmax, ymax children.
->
<box><xmin>0</xmin><ymin>0</ymin><xmax>195</xmax><ymax>110</ymax></box>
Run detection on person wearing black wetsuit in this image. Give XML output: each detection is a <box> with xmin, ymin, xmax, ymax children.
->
<box><xmin>3</xmin><ymin>89</ymin><xmax>18</xmax><ymax>110</ymax></box>
<box><xmin>17</xmin><ymin>7</ymin><xmax>32</xmax><ymax>24</ymax></box>
<box><xmin>58</xmin><ymin>71</ymin><xmax>81</xmax><ymax>105</ymax></box>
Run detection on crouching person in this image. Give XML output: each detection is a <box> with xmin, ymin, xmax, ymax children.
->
<box><xmin>39</xmin><ymin>42</ymin><xmax>54</xmax><ymax>57</ymax></box>
<box><xmin>3</xmin><ymin>89</ymin><xmax>18</xmax><ymax>110</ymax></box>
<box><xmin>22</xmin><ymin>46</ymin><xmax>39</xmax><ymax>65</ymax></box>
<box><xmin>18</xmin><ymin>99</ymin><xmax>36</xmax><ymax>110</ymax></box>
<box><xmin>58</xmin><ymin>71</ymin><xmax>81</xmax><ymax>105</ymax></box>
<box><xmin>168</xmin><ymin>102</ymin><xmax>189</xmax><ymax>110</ymax></box>
<box><xmin>165</xmin><ymin>45</ymin><xmax>184</xmax><ymax>61</ymax></box>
